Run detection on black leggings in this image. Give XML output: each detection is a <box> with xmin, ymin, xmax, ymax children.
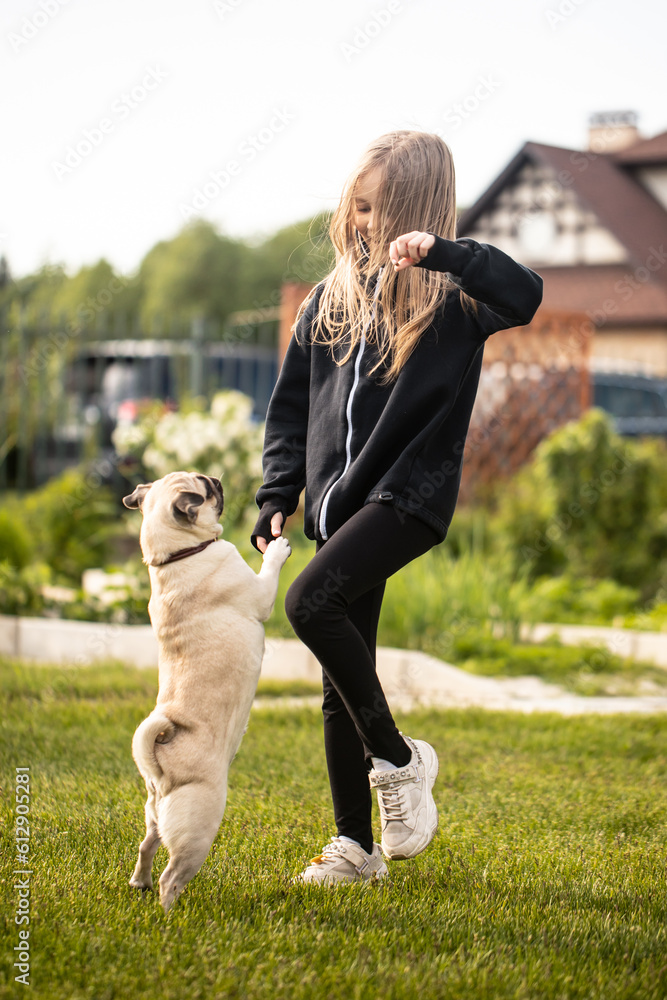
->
<box><xmin>285</xmin><ymin>502</ymin><xmax>439</xmax><ymax>854</ymax></box>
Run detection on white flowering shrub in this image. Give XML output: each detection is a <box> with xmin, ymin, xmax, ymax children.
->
<box><xmin>113</xmin><ymin>391</ymin><xmax>264</xmax><ymax>527</ymax></box>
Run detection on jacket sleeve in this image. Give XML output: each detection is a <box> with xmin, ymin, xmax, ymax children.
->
<box><xmin>416</xmin><ymin>235</ymin><xmax>543</xmax><ymax>336</ymax></box>
<box><xmin>251</xmin><ymin>290</ymin><xmax>318</xmax><ymax>550</ymax></box>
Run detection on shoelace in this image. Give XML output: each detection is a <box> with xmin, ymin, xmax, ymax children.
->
<box><xmin>377</xmin><ymin>785</ymin><xmax>409</xmax><ymax>822</ymax></box>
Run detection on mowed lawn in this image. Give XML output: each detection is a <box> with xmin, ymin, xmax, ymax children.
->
<box><xmin>1</xmin><ymin>657</ymin><xmax>667</xmax><ymax>1000</ymax></box>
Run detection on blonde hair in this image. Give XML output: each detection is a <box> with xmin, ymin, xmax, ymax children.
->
<box><xmin>296</xmin><ymin>130</ymin><xmax>472</xmax><ymax>382</ymax></box>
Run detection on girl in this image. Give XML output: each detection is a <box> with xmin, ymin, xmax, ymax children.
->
<box><xmin>252</xmin><ymin>131</ymin><xmax>543</xmax><ymax>884</ymax></box>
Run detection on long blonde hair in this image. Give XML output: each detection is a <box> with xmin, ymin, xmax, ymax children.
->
<box><xmin>296</xmin><ymin>131</ymin><xmax>470</xmax><ymax>381</ymax></box>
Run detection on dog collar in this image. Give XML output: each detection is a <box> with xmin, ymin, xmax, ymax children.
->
<box><xmin>151</xmin><ymin>537</ymin><xmax>217</xmax><ymax>567</ymax></box>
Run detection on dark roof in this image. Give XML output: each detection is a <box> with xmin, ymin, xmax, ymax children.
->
<box><xmin>458</xmin><ymin>136</ymin><xmax>667</xmax><ymax>289</ymax></box>
<box><xmin>614</xmin><ymin>130</ymin><xmax>667</xmax><ymax>165</ymax></box>
<box><xmin>538</xmin><ymin>265</ymin><xmax>667</xmax><ymax>326</ymax></box>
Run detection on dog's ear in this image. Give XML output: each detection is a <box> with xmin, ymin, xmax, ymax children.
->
<box><xmin>172</xmin><ymin>490</ymin><xmax>205</xmax><ymax>524</ymax></box>
<box><xmin>208</xmin><ymin>476</ymin><xmax>223</xmax><ymax>498</ymax></box>
<box><xmin>211</xmin><ymin>477</ymin><xmax>224</xmax><ymax>514</ymax></box>
<box><xmin>195</xmin><ymin>474</ymin><xmax>222</xmax><ymax>498</ymax></box>
<box><xmin>123</xmin><ymin>483</ymin><xmax>153</xmax><ymax>509</ymax></box>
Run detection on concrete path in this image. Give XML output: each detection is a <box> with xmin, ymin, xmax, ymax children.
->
<box><xmin>2</xmin><ymin>614</ymin><xmax>667</xmax><ymax>715</ymax></box>
<box><xmin>260</xmin><ymin>639</ymin><xmax>667</xmax><ymax>716</ymax></box>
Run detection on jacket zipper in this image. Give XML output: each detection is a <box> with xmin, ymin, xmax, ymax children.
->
<box><xmin>318</xmin><ymin>268</ymin><xmax>383</xmax><ymax>541</ymax></box>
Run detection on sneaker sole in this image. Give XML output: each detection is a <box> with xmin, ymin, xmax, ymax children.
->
<box><xmin>382</xmin><ymin>741</ymin><xmax>439</xmax><ymax>861</ymax></box>
<box><xmin>294</xmin><ymin>865</ymin><xmax>389</xmax><ymax>885</ymax></box>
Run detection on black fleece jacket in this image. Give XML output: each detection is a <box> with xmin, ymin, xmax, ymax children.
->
<box><xmin>251</xmin><ymin>236</ymin><xmax>543</xmax><ymax>549</ymax></box>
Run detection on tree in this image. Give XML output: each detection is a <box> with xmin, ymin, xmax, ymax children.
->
<box><xmin>0</xmin><ymin>256</ymin><xmax>10</xmax><ymax>290</ymax></box>
<box><xmin>0</xmin><ymin>263</ymin><xmax>67</xmax><ymax>325</ymax></box>
<box><xmin>51</xmin><ymin>259</ymin><xmax>137</xmax><ymax>333</ymax></box>
<box><xmin>237</xmin><ymin>213</ymin><xmax>333</xmax><ymax>308</ymax></box>
<box><xmin>137</xmin><ymin>220</ymin><xmax>250</xmax><ymax>332</ymax></box>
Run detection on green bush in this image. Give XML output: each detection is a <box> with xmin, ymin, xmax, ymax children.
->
<box><xmin>0</xmin><ymin>508</ymin><xmax>33</xmax><ymax>568</ymax></box>
<box><xmin>519</xmin><ymin>574</ymin><xmax>640</xmax><ymax>625</ymax></box>
<box><xmin>0</xmin><ymin>466</ymin><xmax>120</xmax><ymax>588</ymax></box>
<box><xmin>492</xmin><ymin>409</ymin><xmax>667</xmax><ymax>597</ymax></box>
<box><xmin>0</xmin><ymin>560</ymin><xmax>49</xmax><ymax>615</ymax></box>
<box><xmin>446</xmin><ymin>624</ymin><xmax>666</xmax><ymax>694</ymax></box>
<box><xmin>23</xmin><ymin>467</ymin><xmax>119</xmax><ymax>583</ymax></box>
<box><xmin>378</xmin><ymin>546</ymin><xmax>529</xmax><ymax>653</ymax></box>
<box><xmin>621</xmin><ymin>587</ymin><xmax>667</xmax><ymax>631</ymax></box>
<box><xmin>450</xmin><ymin>627</ymin><xmax>608</xmax><ymax>679</ymax></box>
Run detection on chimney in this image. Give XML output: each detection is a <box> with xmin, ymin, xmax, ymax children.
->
<box><xmin>587</xmin><ymin>110</ymin><xmax>641</xmax><ymax>153</ymax></box>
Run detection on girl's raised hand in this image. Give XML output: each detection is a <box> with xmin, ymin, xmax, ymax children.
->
<box><xmin>390</xmin><ymin>231</ymin><xmax>435</xmax><ymax>271</ymax></box>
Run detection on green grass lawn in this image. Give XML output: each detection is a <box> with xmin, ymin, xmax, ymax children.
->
<box><xmin>1</xmin><ymin>657</ymin><xmax>667</xmax><ymax>1000</ymax></box>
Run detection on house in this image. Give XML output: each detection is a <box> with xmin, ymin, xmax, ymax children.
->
<box><xmin>458</xmin><ymin>111</ymin><xmax>667</xmax><ymax>380</ymax></box>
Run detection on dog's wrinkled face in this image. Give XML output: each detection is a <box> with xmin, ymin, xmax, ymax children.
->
<box><xmin>123</xmin><ymin>472</ymin><xmax>224</xmax><ymax>531</ymax></box>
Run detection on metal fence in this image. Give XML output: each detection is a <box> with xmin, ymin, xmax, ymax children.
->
<box><xmin>0</xmin><ymin>311</ymin><xmax>279</xmax><ymax>491</ymax></box>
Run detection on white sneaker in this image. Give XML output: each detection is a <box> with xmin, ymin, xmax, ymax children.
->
<box><xmin>295</xmin><ymin>838</ymin><xmax>388</xmax><ymax>885</ymax></box>
<box><xmin>369</xmin><ymin>734</ymin><xmax>439</xmax><ymax>860</ymax></box>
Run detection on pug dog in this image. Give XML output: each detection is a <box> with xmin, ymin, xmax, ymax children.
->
<box><xmin>122</xmin><ymin>471</ymin><xmax>291</xmax><ymax>912</ymax></box>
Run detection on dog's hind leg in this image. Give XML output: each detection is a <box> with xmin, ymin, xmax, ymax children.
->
<box><xmin>157</xmin><ymin>783</ymin><xmax>226</xmax><ymax>913</ymax></box>
<box><xmin>130</xmin><ymin>780</ymin><xmax>162</xmax><ymax>891</ymax></box>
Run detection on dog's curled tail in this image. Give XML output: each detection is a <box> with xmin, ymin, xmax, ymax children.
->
<box><xmin>132</xmin><ymin>712</ymin><xmax>177</xmax><ymax>780</ymax></box>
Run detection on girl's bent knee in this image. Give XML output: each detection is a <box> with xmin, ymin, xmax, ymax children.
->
<box><xmin>285</xmin><ymin>574</ymin><xmax>344</xmax><ymax>638</ymax></box>
<box><xmin>285</xmin><ymin>578</ymin><xmax>316</xmax><ymax>637</ymax></box>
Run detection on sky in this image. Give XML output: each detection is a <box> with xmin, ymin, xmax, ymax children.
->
<box><xmin>2</xmin><ymin>0</ymin><xmax>666</xmax><ymax>279</ymax></box>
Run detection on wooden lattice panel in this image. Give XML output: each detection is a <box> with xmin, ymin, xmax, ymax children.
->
<box><xmin>460</xmin><ymin>310</ymin><xmax>590</xmax><ymax>501</ymax></box>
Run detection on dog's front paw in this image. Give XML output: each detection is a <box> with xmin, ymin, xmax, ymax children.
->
<box><xmin>129</xmin><ymin>874</ymin><xmax>153</xmax><ymax>891</ymax></box>
<box><xmin>264</xmin><ymin>535</ymin><xmax>291</xmax><ymax>567</ymax></box>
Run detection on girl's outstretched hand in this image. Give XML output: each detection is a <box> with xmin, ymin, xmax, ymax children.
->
<box><xmin>390</xmin><ymin>231</ymin><xmax>435</xmax><ymax>271</ymax></box>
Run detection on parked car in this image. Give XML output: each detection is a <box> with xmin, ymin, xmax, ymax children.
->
<box><xmin>592</xmin><ymin>371</ymin><xmax>667</xmax><ymax>436</ymax></box>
